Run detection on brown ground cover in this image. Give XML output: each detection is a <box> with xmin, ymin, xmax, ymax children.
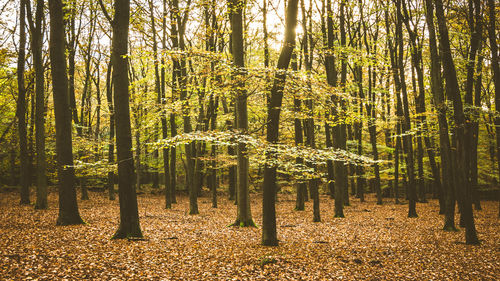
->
<box><xmin>0</xmin><ymin>191</ymin><xmax>498</xmax><ymax>280</ymax></box>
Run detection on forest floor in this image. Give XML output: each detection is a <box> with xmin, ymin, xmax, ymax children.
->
<box><xmin>0</xmin><ymin>189</ymin><xmax>498</xmax><ymax>280</ymax></box>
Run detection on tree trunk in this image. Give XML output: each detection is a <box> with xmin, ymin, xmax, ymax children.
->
<box><xmin>228</xmin><ymin>0</ymin><xmax>255</xmax><ymax>227</ymax></box>
<box><xmin>172</xmin><ymin>0</ymin><xmax>195</xmax><ymax>214</ymax></box>
<box><xmin>395</xmin><ymin>0</ymin><xmax>417</xmax><ymax>218</ymax></box>
<box><xmin>168</xmin><ymin>0</ymin><xmax>180</xmax><ymax>205</ymax></box>
<box><xmin>471</xmin><ymin>48</ymin><xmax>483</xmax><ymax>210</ymax></box>
<box><xmin>300</xmin><ymin>0</ymin><xmax>320</xmax><ymax>222</ymax></box>
<box><xmin>17</xmin><ymin>0</ymin><xmax>30</xmax><ymax>205</ymax></box>
<box><xmin>105</xmin><ymin>61</ymin><xmax>116</xmax><ymax>201</ymax></box>
<box><xmin>160</xmin><ymin>0</ymin><xmax>172</xmax><ymax>209</ymax></box>
<box><xmin>424</xmin><ymin>0</ymin><xmax>454</xmax><ymax>226</ymax></box>
<box><xmin>291</xmin><ymin>53</ymin><xmax>306</xmax><ymax>211</ymax></box>
<box><xmin>66</xmin><ymin>1</ymin><xmax>81</xmax><ymax>137</ymax></box>
<box><xmin>333</xmin><ymin>0</ymin><xmax>347</xmax><ymax>216</ymax></box>
<box><xmin>48</xmin><ymin>0</ymin><xmax>83</xmax><ymax>225</ymax></box>
<box><xmin>111</xmin><ymin>0</ymin><xmax>143</xmax><ymax>239</ymax></box>
<box><xmin>486</xmin><ymin>0</ymin><xmax>500</xmax><ymax>218</ymax></box>
<box><xmin>27</xmin><ymin>0</ymin><xmax>47</xmax><ymax>209</ymax></box>
<box><xmin>434</xmin><ymin>0</ymin><xmax>479</xmax><ymax>244</ymax></box>
<box><xmin>463</xmin><ymin>0</ymin><xmax>482</xmax><ymax>213</ymax></box>
<box><xmin>262</xmin><ymin>0</ymin><xmax>299</xmax><ymax>246</ymax></box>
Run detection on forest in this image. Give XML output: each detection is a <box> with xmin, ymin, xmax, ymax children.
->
<box><xmin>0</xmin><ymin>0</ymin><xmax>499</xmax><ymax>279</ymax></box>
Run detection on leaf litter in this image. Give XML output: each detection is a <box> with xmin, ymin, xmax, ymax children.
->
<box><xmin>0</xmin><ymin>191</ymin><xmax>498</xmax><ymax>280</ymax></box>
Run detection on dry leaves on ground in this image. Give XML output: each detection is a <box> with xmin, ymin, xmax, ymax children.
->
<box><xmin>0</xmin><ymin>190</ymin><xmax>499</xmax><ymax>280</ymax></box>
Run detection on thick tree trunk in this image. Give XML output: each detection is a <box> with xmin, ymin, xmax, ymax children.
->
<box><xmin>49</xmin><ymin>0</ymin><xmax>83</xmax><ymax>225</ymax></box>
<box><xmin>262</xmin><ymin>0</ymin><xmax>299</xmax><ymax>246</ymax></box>
<box><xmin>111</xmin><ymin>0</ymin><xmax>143</xmax><ymax>239</ymax></box>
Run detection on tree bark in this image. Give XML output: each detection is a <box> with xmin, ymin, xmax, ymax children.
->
<box><xmin>292</xmin><ymin>52</ymin><xmax>306</xmax><ymax>211</ymax></box>
<box><xmin>26</xmin><ymin>0</ymin><xmax>47</xmax><ymax>209</ymax></box>
<box><xmin>111</xmin><ymin>0</ymin><xmax>143</xmax><ymax>239</ymax></box>
<box><xmin>262</xmin><ymin>0</ymin><xmax>299</xmax><ymax>246</ymax></box>
<box><xmin>463</xmin><ymin>0</ymin><xmax>483</xmax><ymax>213</ymax></box>
<box><xmin>486</xmin><ymin>0</ymin><xmax>500</xmax><ymax>218</ymax></box>
<box><xmin>395</xmin><ymin>0</ymin><xmax>417</xmax><ymax>217</ymax></box>
<box><xmin>17</xmin><ymin>0</ymin><xmax>30</xmax><ymax>205</ymax></box>
<box><xmin>228</xmin><ymin>0</ymin><xmax>255</xmax><ymax>227</ymax></box>
<box><xmin>434</xmin><ymin>0</ymin><xmax>479</xmax><ymax>244</ymax></box>
<box><xmin>48</xmin><ymin>0</ymin><xmax>83</xmax><ymax>225</ymax></box>
<box><xmin>105</xmin><ymin>61</ymin><xmax>116</xmax><ymax>201</ymax></box>
<box><xmin>67</xmin><ymin>0</ymin><xmax>81</xmax><ymax>136</ymax></box>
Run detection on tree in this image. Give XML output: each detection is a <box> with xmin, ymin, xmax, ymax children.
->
<box><xmin>433</xmin><ymin>0</ymin><xmax>479</xmax><ymax>245</ymax></box>
<box><xmin>26</xmin><ymin>0</ymin><xmax>47</xmax><ymax>209</ymax></box>
<box><xmin>401</xmin><ymin>0</ymin><xmax>441</xmax><ymax>207</ymax></box>
<box><xmin>486</xmin><ymin>0</ymin><xmax>500</xmax><ymax>218</ymax></box>
<box><xmin>301</xmin><ymin>0</ymin><xmax>320</xmax><ymax>222</ymax></box>
<box><xmin>229</xmin><ymin>0</ymin><xmax>255</xmax><ymax>227</ymax></box>
<box><xmin>48</xmin><ymin>0</ymin><xmax>84</xmax><ymax>225</ymax></box>
<box><xmin>395</xmin><ymin>0</ymin><xmax>418</xmax><ymax>218</ymax></box>
<box><xmin>111</xmin><ymin>0</ymin><xmax>142</xmax><ymax>239</ymax></box>
<box><xmin>66</xmin><ymin>0</ymin><xmax>81</xmax><ymax>136</ymax></box>
<box><xmin>262</xmin><ymin>0</ymin><xmax>299</xmax><ymax>246</ymax></box>
<box><xmin>424</xmin><ymin>0</ymin><xmax>455</xmax><ymax>229</ymax></box>
<box><xmin>17</xmin><ymin>0</ymin><xmax>30</xmax><ymax>205</ymax></box>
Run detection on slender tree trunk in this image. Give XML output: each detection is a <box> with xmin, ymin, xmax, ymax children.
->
<box><xmin>332</xmin><ymin>0</ymin><xmax>346</xmax><ymax>216</ymax></box>
<box><xmin>263</xmin><ymin>0</ymin><xmax>270</xmax><ymax>68</ymax></box>
<box><xmin>207</xmin><ymin>0</ymin><xmax>218</xmax><ymax>208</ymax></box>
<box><xmin>362</xmin><ymin>9</ymin><xmax>382</xmax><ymax>205</ymax></box>
<box><xmin>291</xmin><ymin>52</ymin><xmax>306</xmax><ymax>211</ymax></box>
<box><xmin>49</xmin><ymin>0</ymin><xmax>83</xmax><ymax>225</ymax></box>
<box><xmin>262</xmin><ymin>0</ymin><xmax>299</xmax><ymax>246</ymax></box>
<box><xmin>463</xmin><ymin>0</ymin><xmax>482</xmax><ymax>213</ymax></box>
<box><xmin>26</xmin><ymin>0</ymin><xmax>47</xmax><ymax>209</ymax></box>
<box><xmin>105</xmin><ymin>61</ymin><xmax>116</xmax><ymax>200</ymax></box>
<box><xmin>471</xmin><ymin>48</ymin><xmax>483</xmax><ymax>211</ymax></box>
<box><xmin>395</xmin><ymin>0</ymin><xmax>417</xmax><ymax>217</ymax></box>
<box><xmin>228</xmin><ymin>0</ymin><xmax>255</xmax><ymax>227</ymax></box>
<box><xmin>160</xmin><ymin>0</ymin><xmax>172</xmax><ymax>209</ymax></box>
<box><xmin>173</xmin><ymin>0</ymin><xmax>196</xmax><ymax>214</ymax></box>
<box><xmin>424</xmin><ymin>0</ymin><xmax>454</xmax><ymax>225</ymax></box>
<box><xmin>434</xmin><ymin>0</ymin><xmax>479</xmax><ymax>244</ymax></box>
<box><xmin>366</xmin><ymin>8</ymin><xmax>385</xmax><ymax>202</ymax></box>
<box><xmin>17</xmin><ymin>0</ymin><xmax>30</xmax><ymax>205</ymax></box>
<box><xmin>168</xmin><ymin>0</ymin><xmax>180</xmax><ymax>205</ymax></box>
<box><xmin>111</xmin><ymin>0</ymin><xmax>143</xmax><ymax>239</ymax></box>
<box><xmin>67</xmin><ymin>1</ymin><xmax>80</xmax><ymax>136</ymax></box>
<box><xmin>301</xmin><ymin>0</ymin><xmax>320</xmax><ymax>222</ymax></box>
<box><xmin>486</xmin><ymin>0</ymin><xmax>500</xmax><ymax>218</ymax></box>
